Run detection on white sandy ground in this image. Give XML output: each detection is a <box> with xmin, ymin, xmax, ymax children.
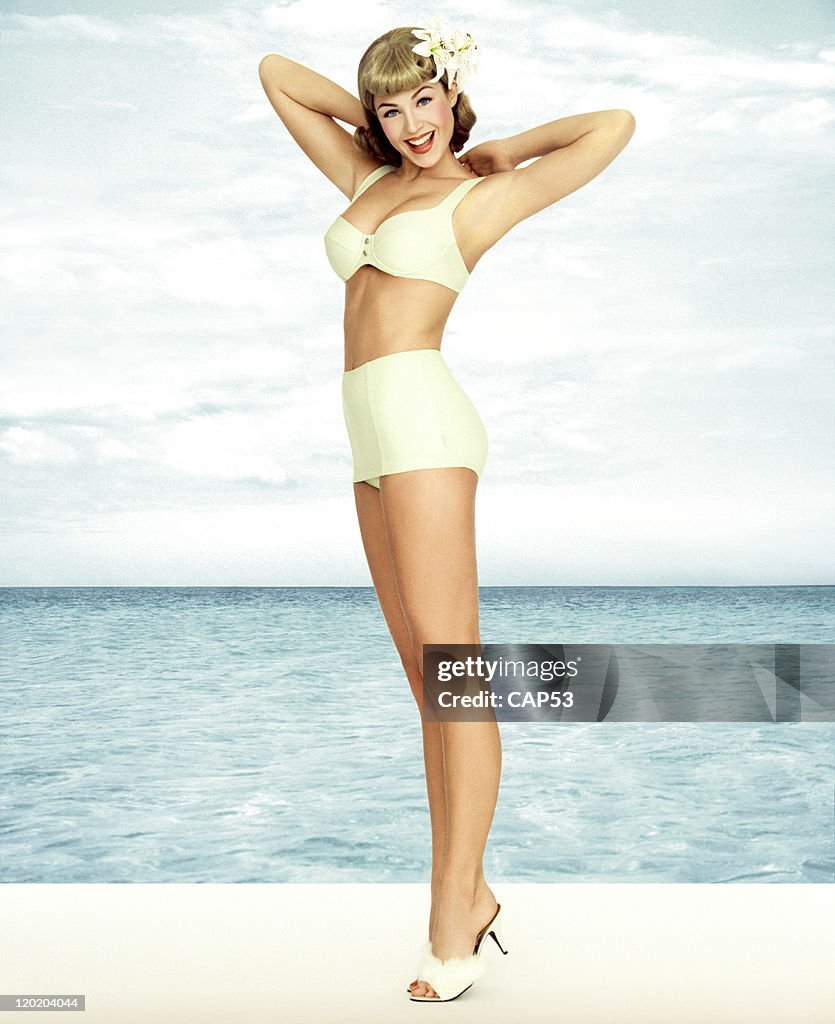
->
<box><xmin>1</xmin><ymin>883</ymin><xmax>834</xmax><ymax>1023</ymax></box>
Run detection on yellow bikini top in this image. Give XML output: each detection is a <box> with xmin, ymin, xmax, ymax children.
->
<box><xmin>324</xmin><ymin>164</ymin><xmax>485</xmax><ymax>294</ymax></box>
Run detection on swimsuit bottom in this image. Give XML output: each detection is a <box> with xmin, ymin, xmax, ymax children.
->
<box><xmin>341</xmin><ymin>349</ymin><xmax>488</xmax><ymax>490</ymax></box>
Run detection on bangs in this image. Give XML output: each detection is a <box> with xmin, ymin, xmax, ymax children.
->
<box><xmin>358</xmin><ymin>27</ymin><xmax>444</xmax><ymax>108</ymax></box>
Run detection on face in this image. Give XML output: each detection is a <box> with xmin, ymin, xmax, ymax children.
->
<box><xmin>374</xmin><ymin>80</ymin><xmax>458</xmax><ymax>164</ymax></box>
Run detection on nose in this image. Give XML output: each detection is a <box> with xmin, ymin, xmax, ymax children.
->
<box><xmin>402</xmin><ymin>109</ymin><xmax>423</xmax><ymax>136</ymax></box>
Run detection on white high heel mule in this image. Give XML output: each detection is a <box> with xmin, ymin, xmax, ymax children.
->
<box><xmin>408</xmin><ymin>903</ymin><xmax>508</xmax><ymax>1003</ymax></box>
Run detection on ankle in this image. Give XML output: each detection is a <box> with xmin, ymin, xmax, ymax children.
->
<box><xmin>432</xmin><ymin>862</ymin><xmax>489</xmax><ymax>898</ymax></box>
<box><xmin>437</xmin><ymin>872</ymin><xmax>482</xmax><ymax>899</ymax></box>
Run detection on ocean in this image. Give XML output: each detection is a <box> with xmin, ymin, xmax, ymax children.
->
<box><xmin>1</xmin><ymin>586</ymin><xmax>832</xmax><ymax>883</ymax></box>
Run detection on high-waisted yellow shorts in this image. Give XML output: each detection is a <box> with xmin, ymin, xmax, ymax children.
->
<box><xmin>341</xmin><ymin>349</ymin><xmax>488</xmax><ymax>490</ymax></box>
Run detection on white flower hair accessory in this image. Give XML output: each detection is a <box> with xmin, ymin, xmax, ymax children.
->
<box><xmin>411</xmin><ymin>18</ymin><xmax>480</xmax><ymax>93</ymax></box>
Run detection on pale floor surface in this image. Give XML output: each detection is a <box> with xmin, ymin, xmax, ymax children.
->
<box><xmin>2</xmin><ymin>883</ymin><xmax>834</xmax><ymax>1023</ymax></box>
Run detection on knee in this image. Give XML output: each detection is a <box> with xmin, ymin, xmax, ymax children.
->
<box><xmin>398</xmin><ymin>651</ymin><xmax>423</xmax><ymax>704</ymax></box>
<box><xmin>402</xmin><ymin>658</ymin><xmax>422</xmax><ymax>688</ymax></box>
<box><xmin>409</xmin><ymin>626</ymin><xmax>480</xmax><ymax>670</ymax></box>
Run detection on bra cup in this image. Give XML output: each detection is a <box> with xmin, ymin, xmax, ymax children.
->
<box><xmin>374</xmin><ymin>217</ymin><xmax>449</xmax><ymax>273</ymax></box>
<box><xmin>323</xmin><ymin>177</ymin><xmax>482</xmax><ymax>289</ymax></box>
<box><xmin>324</xmin><ymin>218</ymin><xmax>361</xmax><ymax>279</ymax></box>
<box><xmin>324</xmin><ymin>216</ymin><xmax>357</xmax><ymax>247</ymax></box>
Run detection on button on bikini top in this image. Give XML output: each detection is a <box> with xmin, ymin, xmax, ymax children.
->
<box><xmin>323</xmin><ymin>164</ymin><xmax>485</xmax><ymax>294</ymax></box>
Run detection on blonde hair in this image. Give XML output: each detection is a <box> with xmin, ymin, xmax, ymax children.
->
<box><xmin>354</xmin><ymin>26</ymin><xmax>477</xmax><ymax>166</ymax></box>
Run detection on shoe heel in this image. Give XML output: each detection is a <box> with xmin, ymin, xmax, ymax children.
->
<box><xmin>488</xmin><ymin>908</ymin><xmax>508</xmax><ymax>955</ymax></box>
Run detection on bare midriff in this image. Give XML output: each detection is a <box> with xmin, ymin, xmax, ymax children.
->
<box><xmin>342</xmin><ymin>267</ymin><xmax>460</xmax><ymax>372</ymax></box>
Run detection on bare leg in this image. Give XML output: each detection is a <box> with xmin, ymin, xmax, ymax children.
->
<box><xmin>351</xmin><ymin>482</ymin><xmax>452</xmax><ymax>944</ymax></box>
<box><xmin>379</xmin><ymin>467</ymin><xmax>502</xmax><ymax>999</ymax></box>
<box><xmin>422</xmin><ymin>719</ymin><xmax>447</xmax><ymax>924</ymax></box>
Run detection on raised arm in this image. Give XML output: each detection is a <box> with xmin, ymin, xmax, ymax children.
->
<box><xmin>258</xmin><ymin>53</ymin><xmax>380</xmax><ymax>198</ymax></box>
<box><xmin>465</xmin><ymin>110</ymin><xmax>636</xmax><ymax>244</ymax></box>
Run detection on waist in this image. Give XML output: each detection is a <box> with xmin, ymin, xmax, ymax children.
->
<box><xmin>343</xmin><ymin>347</ymin><xmax>445</xmax><ymax>376</ymax></box>
<box><xmin>342</xmin><ymin>279</ymin><xmax>453</xmax><ymax>369</ymax></box>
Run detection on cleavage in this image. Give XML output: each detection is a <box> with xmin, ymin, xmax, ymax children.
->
<box><xmin>343</xmin><ymin>185</ymin><xmax>449</xmax><ymax>236</ymax></box>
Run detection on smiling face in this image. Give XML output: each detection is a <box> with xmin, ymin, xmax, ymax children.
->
<box><xmin>374</xmin><ymin>80</ymin><xmax>458</xmax><ymax>166</ymax></box>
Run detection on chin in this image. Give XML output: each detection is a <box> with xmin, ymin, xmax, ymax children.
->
<box><xmin>404</xmin><ymin>151</ymin><xmax>440</xmax><ymax>165</ymax></box>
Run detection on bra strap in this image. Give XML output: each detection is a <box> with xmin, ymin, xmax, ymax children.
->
<box><xmin>437</xmin><ymin>176</ymin><xmax>483</xmax><ymax>210</ymax></box>
<box><xmin>352</xmin><ymin>164</ymin><xmax>396</xmax><ymax>201</ymax></box>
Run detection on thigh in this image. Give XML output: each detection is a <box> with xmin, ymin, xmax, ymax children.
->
<box><xmin>379</xmin><ymin>467</ymin><xmax>481</xmax><ymax>656</ymax></box>
<box><xmin>352</xmin><ymin>480</ymin><xmax>421</xmax><ymax>679</ymax></box>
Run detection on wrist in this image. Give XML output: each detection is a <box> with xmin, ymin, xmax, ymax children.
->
<box><xmin>500</xmin><ymin>136</ymin><xmax>523</xmax><ymax>169</ymax></box>
<box><xmin>501</xmin><ymin>132</ymin><xmax>532</xmax><ymax>168</ymax></box>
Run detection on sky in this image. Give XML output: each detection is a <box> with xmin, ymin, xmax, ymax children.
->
<box><xmin>1</xmin><ymin>1</ymin><xmax>833</xmax><ymax>586</ymax></box>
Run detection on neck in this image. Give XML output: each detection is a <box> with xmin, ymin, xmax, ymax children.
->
<box><xmin>396</xmin><ymin>150</ymin><xmax>464</xmax><ymax>182</ymax></box>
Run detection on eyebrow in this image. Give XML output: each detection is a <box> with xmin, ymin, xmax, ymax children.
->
<box><xmin>376</xmin><ymin>86</ymin><xmax>433</xmax><ymax>111</ymax></box>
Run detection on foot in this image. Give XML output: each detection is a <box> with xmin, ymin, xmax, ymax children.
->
<box><xmin>409</xmin><ymin>882</ymin><xmax>498</xmax><ymax>1000</ymax></box>
<box><xmin>406</xmin><ymin>880</ymin><xmax>437</xmax><ymax>993</ymax></box>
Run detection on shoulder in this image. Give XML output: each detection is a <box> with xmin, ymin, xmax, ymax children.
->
<box><xmin>350</xmin><ymin>161</ymin><xmax>396</xmax><ymax>198</ymax></box>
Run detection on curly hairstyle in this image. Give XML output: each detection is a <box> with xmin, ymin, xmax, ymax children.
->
<box><xmin>354</xmin><ymin>26</ymin><xmax>477</xmax><ymax>166</ymax></box>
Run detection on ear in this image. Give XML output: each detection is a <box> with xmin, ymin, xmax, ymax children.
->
<box><xmin>448</xmin><ymin>85</ymin><xmax>458</xmax><ymax>108</ymax></box>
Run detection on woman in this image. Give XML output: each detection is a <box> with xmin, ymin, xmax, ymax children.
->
<box><xmin>259</xmin><ymin>21</ymin><xmax>635</xmax><ymax>1002</ymax></box>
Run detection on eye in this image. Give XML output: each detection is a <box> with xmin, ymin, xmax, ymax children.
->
<box><xmin>382</xmin><ymin>95</ymin><xmax>433</xmax><ymax>118</ymax></box>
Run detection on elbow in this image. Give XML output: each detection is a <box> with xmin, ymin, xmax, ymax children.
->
<box><xmin>610</xmin><ymin>109</ymin><xmax>636</xmax><ymax>144</ymax></box>
<box><xmin>258</xmin><ymin>54</ymin><xmax>281</xmax><ymax>81</ymax></box>
<box><xmin>597</xmin><ymin>109</ymin><xmax>636</xmax><ymax>141</ymax></box>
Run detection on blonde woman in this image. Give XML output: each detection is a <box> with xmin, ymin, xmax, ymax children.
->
<box><xmin>258</xmin><ymin>21</ymin><xmax>635</xmax><ymax>1002</ymax></box>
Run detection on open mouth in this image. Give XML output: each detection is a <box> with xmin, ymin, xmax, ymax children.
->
<box><xmin>406</xmin><ymin>131</ymin><xmax>435</xmax><ymax>153</ymax></box>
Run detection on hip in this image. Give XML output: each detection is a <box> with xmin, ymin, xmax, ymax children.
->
<box><xmin>342</xmin><ymin>349</ymin><xmax>484</xmax><ymax>425</ymax></box>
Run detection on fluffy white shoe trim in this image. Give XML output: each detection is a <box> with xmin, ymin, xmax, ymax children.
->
<box><xmin>413</xmin><ymin>941</ymin><xmax>487</xmax><ymax>1001</ymax></box>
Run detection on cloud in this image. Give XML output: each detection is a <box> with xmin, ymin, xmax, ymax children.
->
<box><xmin>95</xmin><ymin>438</ymin><xmax>139</xmax><ymax>461</ymax></box>
<box><xmin>0</xmin><ymin>249</ymin><xmax>80</xmax><ymax>292</ymax></box>
<box><xmin>0</xmin><ymin>427</ymin><xmax>79</xmax><ymax>463</ymax></box>
<box><xmin>161</xmin><ymin>412</ymin><xmax>290</xmax><ymax>485</ymax></box>
<box><xmin>262</xmin><ymin>0</ymin><xmax>387</xmax><ymax>35</ymax></box>
<box><xmin>543</xmin><ymin>427</ymin><xmax>606</xmax><ymax>453</ymax></box>
<box><xmin>92</xmin><ymin>99</ymin><xmax>139</xmax><ymax>112</ymax></box>
<box><xmin>4</xmin><ymin>14</ymin><xmax>123</xmax><ymax>42</ymax></box>
<box><xmin>757</xmin><ymin>97</ymin><xmax>835</xmax><ymax>134</ymax></box>
<box><xmin>230</xmin><ymin>103</ymin><xmax>274</xmax><ymax>124</ymax></box>
<box><xmin>1</xmin><ymin>1</ymin><xmax>831</xmax><ymax>583</ymax></box>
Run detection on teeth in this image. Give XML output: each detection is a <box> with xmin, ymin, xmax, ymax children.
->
<box><xmin>407</xmin><ymin>132</ymin><xmax>433</xmax><ymax>146</ymax></box>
